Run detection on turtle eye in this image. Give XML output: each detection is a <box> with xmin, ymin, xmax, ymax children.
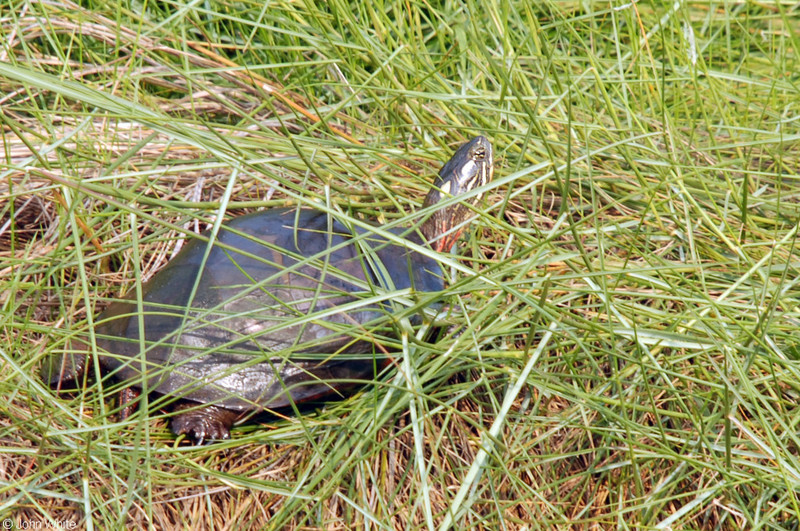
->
<box><xmin>473</xmin><ymin>146</ymin><xmax>486</xmax><ymax>160</ymax></box>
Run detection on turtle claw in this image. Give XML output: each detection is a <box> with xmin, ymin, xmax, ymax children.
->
<box><xmin>170</xmin><ymin>404</ymin><xmax>240</xmax><ymax>443</ymax></box>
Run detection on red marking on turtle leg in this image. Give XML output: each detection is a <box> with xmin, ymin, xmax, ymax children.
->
<box><xmin>118</xmin><ymin>387</ymin><xmax>140</xmax><ymax>420</ymax></box>
<box><xmin>170</xmin><ymin>404</ymin><xmax>241</xmax><ymax>442</ymax></box>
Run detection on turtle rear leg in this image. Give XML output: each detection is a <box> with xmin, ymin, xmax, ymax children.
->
<box><xmin>41</xmin><ymin>342</ymin><xmax>87</xmax><ymax>390</ymax></box>
<box><xmin>170</xmin><ymin>404</ymin><xmax>241</xmax><ymax>442</ymax></box>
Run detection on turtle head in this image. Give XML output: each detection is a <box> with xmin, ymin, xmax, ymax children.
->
<box><xmin>421</xmin><ymin>136</ymin><xmax>493</xmax><ymax>252</ymax></box>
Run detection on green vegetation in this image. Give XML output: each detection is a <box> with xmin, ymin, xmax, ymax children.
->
<box><xmin>2</xmin><ymin>0</ymin><xmax>800</xmax><ymax>528</ymax></box>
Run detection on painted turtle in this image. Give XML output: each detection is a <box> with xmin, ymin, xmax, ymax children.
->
<box><xmin>43</xmin><ymin>136</ymin><xmax>493</xmax><ymax>441</ymax></box>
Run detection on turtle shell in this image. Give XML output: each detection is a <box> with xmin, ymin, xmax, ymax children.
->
<box><xmin>92</xmin><ymin>207</ymin><xmax>444</xmax><ymax>411</ymax></box>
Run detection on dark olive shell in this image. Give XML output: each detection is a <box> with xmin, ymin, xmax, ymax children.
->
<box><xmin>86</xmin><ymin>208</ymin><xmax>443</xmax><ymax>410</ymax></box>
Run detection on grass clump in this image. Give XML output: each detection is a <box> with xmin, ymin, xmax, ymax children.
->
<box><xmin>2</xmin><ymin>0</ymin><xmax>800</xmax><ymax>528</ymax></box>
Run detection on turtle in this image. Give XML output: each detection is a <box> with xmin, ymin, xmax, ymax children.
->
<box><xmin>43</xmin><ymin>136</ymin><xmax>494</xmax><ymax>441</ymax></box>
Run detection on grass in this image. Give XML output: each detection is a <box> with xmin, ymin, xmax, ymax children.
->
<box><xmin>2</xmin><ymin>0</ymin><xmax>800</xmax><ymax>528</ymax></box>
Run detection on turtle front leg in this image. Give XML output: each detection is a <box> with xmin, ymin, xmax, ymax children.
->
<box><xmin>170</xmin><ymin>403</ymin><xmax>241</xmax><ymax>442</ymax></box>
<box><xmin>118</xmin><ymin>387</ymin><xmax>141</xmax><ymax>420</ymax></box>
